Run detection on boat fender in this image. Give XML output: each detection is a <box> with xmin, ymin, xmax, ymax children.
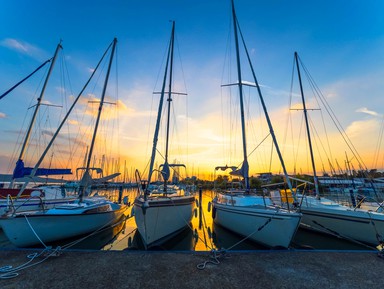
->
<box><xmin>141</xmin><ymin>201</ymin><xmax>149</xmax><ymax>215</ymax></box>
<box><xmin>212</xmin><ymin>206</ymin><xmax>216</xmax><ymax>219</ymax></box>
<box><xmin>194</xmin><ymin>208</ymin><xmax>198</xmax><ymax>218</ymax></box>
<box><xmin>195</xmin><ymin>199</ymin><xmax>199</xmax><ymax>207</ymax></box>
<box><xmin>31</xmin><ymin>190</ymin><xmax>43</xmax><ymax>197</ymax></box>
<box><xmin>194</xmin><ymin>229</ymin><xmax>199</xmax><ymax>241</ymax></box>
<box><xmin>130</xmin><ymin>206</ymin><xmax>135</xmax><ymax>217</ymax></box>
<box><xmin>207</xmin><ymin>202</ymin><xmax>211</xmax><ymax>212</ymax></box>
<box><xmin>207</xmin><ymin>226</ymin><xmax>212</xmax><ymax>239</ymax></box>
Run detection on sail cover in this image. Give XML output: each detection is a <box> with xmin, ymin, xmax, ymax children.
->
<box><xmin>229</xmin><ymin>160</ymin><xmax>249</xmax><ymax>179</ymax></box>
<box><xmin>160</xmin><ymin>162</ymin><xmax>171</xmax><ymax>182</ymax></box>
<box><xmin>12</xmin><ymin>159</ymin><xmax>72</xmax><ymax>179</ymax></box>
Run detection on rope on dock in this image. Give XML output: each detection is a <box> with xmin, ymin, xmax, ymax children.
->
<box><xmin>0</xmin><ymin>247</ymin><xmax>62</xmax><ymax>279</ymax></box>
<box><xmin>196</xmin><ymin>216</ymin><xmax>273</xmax><ymax>270</ymax></box>
<box><xmin>196</xmin><ymin>249</ymin><xmax>229</xmax><ymax>270</ymax></box>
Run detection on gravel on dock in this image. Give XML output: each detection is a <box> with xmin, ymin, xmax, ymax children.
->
<box><xmin>0</xmin><ymin>249</ymin><xmax>383</xmax><ymax>289</ymax></box>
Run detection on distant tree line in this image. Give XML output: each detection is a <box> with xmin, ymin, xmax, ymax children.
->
<box><xmin>180</xmin><ymin>169</ymin><xmax>384</xmax><ymax>191</ymax></box>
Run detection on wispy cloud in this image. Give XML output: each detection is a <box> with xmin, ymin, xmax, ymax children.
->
<box><xmin>345</xmin><ymin>118</ymin><xmax>380</xmax><ymax>139</ymax></box>
<box><xmin>0</xmin><ymin>38</ymin><xmax>47</xmax><ymax>60</ymax></box>
<box><xmin>356</xmin><ymin>107</ymin><xmax>381</xmax><ymax>118</ymax></box>
<box><xmin>0</xmin><ymin>112</ymin><xmax>6</xmax><ymax>119</ymax></box>
<box><xmin>68</xmin><ymin>119</ymin><xmax>79</xmax><ymax>125</ymax></box>
<box><xmin>1</xmin><ymin>38</ymin><xmax>30</xmax><ymax>53</ymax></box>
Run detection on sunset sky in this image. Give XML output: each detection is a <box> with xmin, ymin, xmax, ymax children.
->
<box><xmin>1</xmin><ymin>0</ymin><xmax>384</xmax><ymax>181</ymax></box>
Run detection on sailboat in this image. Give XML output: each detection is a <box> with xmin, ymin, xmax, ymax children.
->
<box><xmin>0</xmin><ymin>38</ymin><xmax>128</xmax><ymax>248</ymax></box>
<box><xmin>0</xmin><ymin>42</ymin><xmax>77</xmax><ymax>214</ymax></box>
<box><xmin>279</xmin><ymin>52</ymin><xmax>384</xmax><ymax>246</ymax></box>
<box><xmin>133</xmin><ymin>21</ymin><xmax>195</xmax><ymax>249</ymax></box>
<box><xmin>211</xmin><ymin>0</ymin><xmax>302</xmax><ymax>249</ymax></box>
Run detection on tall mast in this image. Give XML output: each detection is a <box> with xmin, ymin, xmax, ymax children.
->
<box><xmin>10</xmin><ymin>42</ymin><xmax>62</xmax><ymax>188</ymax></box>
<box><xmin>163</xmin><ymin>21</ymin><xmax>176</xmax><ymax>192</ymax></box>
<box><xmin>294</xmin><ymin>51</ymin><xmax>320</xmax><ymax>196</ymax></box>
<box><xmin>233</xmin><ymin>0</ymin><xmax>295</xmax><ymax>197</ymax></box>
<box><xmin>79</xmin><ymin>38</ymin><xmax>117</xmax><ymax>197</ymax></box>
<box><xmin>18</xmin><ymin>43</ymin><xmax>61</xmax><ymax>162</ymax></box>
<box><xmin>231</xmin><ymin>0</ymin><xmax>249</xmax><ymax>191</ymax></box>
<box><xmin>16</xmin><ymin>39</ymin><xmax>116</xmax><ymax>198</ymax></box>
<box><xmin>146</xmin><ymin>22</ymin><xmax>174</xmax><ymax>199</ymax></box>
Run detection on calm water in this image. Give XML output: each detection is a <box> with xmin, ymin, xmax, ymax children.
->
<box><xmin>0</xmin><ymin>188</ymin><xmax>377</xmax><ymax>252</ymax></box>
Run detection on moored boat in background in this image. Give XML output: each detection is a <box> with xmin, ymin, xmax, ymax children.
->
<box><xmin>275</xmin><ymin>52</ymin><xmax>384</xmax><ymax>247</ymax></box>
<box><xmin>0</xmin><ymin>38</ymin><xmax>129</xmax><ymax>247</ymax></box>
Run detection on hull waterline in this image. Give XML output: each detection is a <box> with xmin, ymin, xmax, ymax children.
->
<box><xmin>212</xmin><ymin>195</ymin><xmax>301</xmax><ymax>248</ymax></box>
<box><xmin>133</xmin><ymin>195</ymin><xmax>195</xmax><ymax>248</ymax></box>
<box><xmin>0</xmin><ymin>201</ymin><xmax>127</xmax><ymax>247</ymax></box>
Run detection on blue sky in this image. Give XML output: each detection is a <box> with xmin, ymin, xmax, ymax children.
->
<box><xmin>1</xmin><ymin>0</ymin><xmax>384</xmax><ymax>179</ymax></box>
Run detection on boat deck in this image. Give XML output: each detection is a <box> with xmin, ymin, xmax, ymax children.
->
<box><xmin>0</xmin><ymin>249</ymin><xmax>382</xmax><ymax>288</ymax></box>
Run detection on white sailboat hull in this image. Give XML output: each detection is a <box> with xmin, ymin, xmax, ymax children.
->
<box><xmin>299</xmin><ymin>196</ymin><xmax>384</xmax><ymax>245</ymax></box>
<box><xmin>0</xmin><ymin>199</ymin><xmax>127</xmax><ymax>247</ymax></box>
<box><xmin>133</xmin><ymin>195</ymin><xmax>195</xmax><ymax>247</ymax></box>
<box><xmin>212</xmin><ymin>194</ymin><xmax>301</xmax><ymax>248</ymax></box>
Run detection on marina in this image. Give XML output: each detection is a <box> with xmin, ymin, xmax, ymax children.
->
<box><xmin>1</xmin><ymin>188</ymin><xmax>383</xmax><ymax>287</ymax></box>
<box><xmin>1</xmin><ymin>0</ymin><xmax>384</xmax><ymax>287</ymax></box>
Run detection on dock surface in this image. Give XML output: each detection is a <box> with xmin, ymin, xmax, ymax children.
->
<box><xmin>0</xmin><ymin>249</ymin><xmax>383</xmax><ymax>289</ymax></box>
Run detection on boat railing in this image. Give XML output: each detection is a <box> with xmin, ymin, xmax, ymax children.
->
<box><xmin>265</xmin><ymin>179</ymin><xmax>384</xmax><ymax>212</ymax></box>
<box><xmin>134</xmin><ymin>169</ymin><xmax>146</xmax><ymax>197</ymax></box>
<box><xmin>4</xmin><ymin>194</ymin><xmax>46</xmax><ymax>216</ymax></box>
<box><xmin>297</xmin><ymin>189</ymin><xmax>383</xmax><ymax>211</ymax></box>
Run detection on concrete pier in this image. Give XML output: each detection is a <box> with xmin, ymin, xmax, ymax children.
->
<box><xmin>0</xmin><ymin>249</ymin><xmax>383</xmax><ymax>289</ymax></box>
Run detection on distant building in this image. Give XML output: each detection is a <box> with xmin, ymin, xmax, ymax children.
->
<box><xmin>257</xmin><ymin>172</ymin><xmax>273</xmax><ymax>183</ymax></box>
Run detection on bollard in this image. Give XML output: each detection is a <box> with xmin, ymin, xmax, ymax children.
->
<box><xmin>118</xmin><ymin>186</ymin><xmax>123</xmax><ymax>204</ymax></box>
<box><xmin>199</xmin><ymin>187</ymin><xmax>202</xmax><ymax>229</ymax></box>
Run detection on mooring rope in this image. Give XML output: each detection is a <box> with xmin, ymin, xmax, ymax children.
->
<box><xmin>196</xmin><ymin>214</ymin><xmax>274</xmax><ymax>270</ymax></box>
<box><xmin>366</xmin><ymin>211</ymin><xmax>384</xmax><ymax>258</ymax></box>
<box><xmin>1</xmin><ymin>204</ymin><xmax>130</xmax><ymax>279</ymax></box>
<box><xmin>196</xmin><ymin>249</ymin><xmax>229</xmax><ymax>270</ymax></box>
<box><xmin>24</xmin><ymin>215</ymin><xmax>49</xmax><ymax>248</ymax></box>
<box><xmin>366</xmin><ymin>211</ymin><xmax>384</xmax><ymax>246</ymax></box>
<box><xmin>311</xmin><ymin>219</ymin><xmax>377</xmax><ymax>251</ymax></box>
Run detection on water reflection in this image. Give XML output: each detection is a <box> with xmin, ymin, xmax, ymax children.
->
<box><xmin>0</xmin><ymin>188</ymin><xmax>377</xmax><ymax>251</ymax></box>
<box><xmin>107</xmin><ymin>188</ymin><xmax>374</xmax><ymax>251</ymax></box>
<box><xmin>57</xmin><ymin>214</ymin><xmax>127</xmax><ymax>250</ymax></box>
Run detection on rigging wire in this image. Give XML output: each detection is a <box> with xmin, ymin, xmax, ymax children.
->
<box><xmin>6</xmin><ymin>63</ymin><xmax>51</xmax><ymax>174</ymax></box>
<box><xmin>373</xmin><ymin>114</ymin><xmax>384</xmax><ymax>169</ymax></box>
<box><xmin>0</xmin><ymin>58</ymin><xmax>52</xmax><ymax>100</ymax></box>
<box><xmin>297</xmin><ymin>55</ymin><xmax>368</xmax><ymax>171</ymax></box>
<box><xmin>220</xmin><ymin>12</ymin><xmax>233</xmax><ymax>166</ymax></box>
<box><xmin>175</xmin><ymin>32</ymin><xmax>190</xmax><ymax>177</ymax></box>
